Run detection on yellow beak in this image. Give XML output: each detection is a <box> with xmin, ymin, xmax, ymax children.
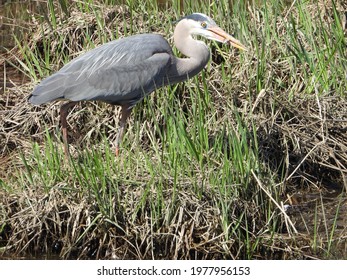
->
<box><xmin>208</xmin><ymin>26</ymin><xmax>247</xmax><ymax>51</ymax></box>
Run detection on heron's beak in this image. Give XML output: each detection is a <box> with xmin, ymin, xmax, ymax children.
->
<box><xmin>208</xmin><ymin>26</ymin><xmax>247</xmax><ymax>51</ymax></box>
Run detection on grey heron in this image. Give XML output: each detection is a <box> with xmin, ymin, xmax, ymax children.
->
<box><xmin>29</xmin><ymin>13</ymin><xmax>246</xmax><ymax>157</ymax></box>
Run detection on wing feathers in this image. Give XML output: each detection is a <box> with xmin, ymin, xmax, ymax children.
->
<box><xmin>29</xmin><ymin>34</ymin><xmax>173</xmax><ymax>106</ymax></box>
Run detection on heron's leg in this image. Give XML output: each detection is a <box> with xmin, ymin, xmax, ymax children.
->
<box><xmin>115</xmin><ymin>105</ymin><xmax>132</xmax><ymax>156</ymax></box>
<box><xmin>60</xmin><ymin>101</ymin><xmax>78</xmax><ymax>158</ymax></box>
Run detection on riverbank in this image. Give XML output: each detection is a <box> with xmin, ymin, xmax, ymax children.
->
<box><xmin>1</xmin><ymin>0</ymin><xmax>346</xmax><ymax>259</ymax></box>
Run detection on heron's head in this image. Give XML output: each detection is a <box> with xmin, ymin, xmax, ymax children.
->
<box><xmin>176</xmin><ymin>13</ymin><xmax>246</xmax><ymax>51</ymax></box>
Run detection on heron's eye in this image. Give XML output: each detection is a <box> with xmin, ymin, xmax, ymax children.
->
<box><xmin>201</xmin><ymin>22</ymin><xmax>207</xmax><ymax>28</ymax></box>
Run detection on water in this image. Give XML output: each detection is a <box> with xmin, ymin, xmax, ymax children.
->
<box><xmin>0</xmin><ymin>1</ymin><xmax>39</xmax><ymax>53</ymax></box>
<box><xmin>1</xmin><ymin>1</ymin><xmax>35</xmax><ymax>94</ymax></box>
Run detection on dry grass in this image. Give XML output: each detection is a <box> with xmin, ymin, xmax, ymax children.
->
<box><xmin>1</xmin><ymin>0</ymin><xmax>347</xmax><ymax>259</ymax></box>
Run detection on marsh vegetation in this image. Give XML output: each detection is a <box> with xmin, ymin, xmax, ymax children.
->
<box><xmin>0</xmin><ymin>0</ymin><xmax>346</xmax><ymax>259</ymax></box>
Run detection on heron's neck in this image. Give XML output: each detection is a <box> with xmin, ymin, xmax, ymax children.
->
<box><xmin>173</xmin><ymin>28</ymin><xmax>210</xmax><ymax>79</ymax></box>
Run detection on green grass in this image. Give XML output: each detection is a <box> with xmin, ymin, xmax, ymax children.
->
<box><xmin>1</xmin><ymin>0</ymin><xmax>346</xmax><ymax>259</ymax></box>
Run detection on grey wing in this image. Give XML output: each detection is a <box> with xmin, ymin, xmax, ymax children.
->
<box><xmin>29</xmin><ymin>34</ymin><xmax>173</xmax><ymax>106</ymax></box>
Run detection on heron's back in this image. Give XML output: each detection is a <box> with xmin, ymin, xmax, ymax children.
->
<box><xmin>29</xmin><ymin>34</ymin><xmax>173</xmax><ymax>107</ymax></box>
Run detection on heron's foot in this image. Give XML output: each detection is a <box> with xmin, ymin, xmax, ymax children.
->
<box><xmin>115</xmin><ymin>146</ymin><xmax>120</xmax><ymax>157</ymax></box>
<box><xmin>63</xmin><ymin>144</ymin><xmax>68</xmax><ymax>156</ymax></box>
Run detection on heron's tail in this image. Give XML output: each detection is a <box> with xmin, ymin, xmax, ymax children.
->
<box><xmin>28</xmin><ymin>93</ymin><xmax>44</xmax><ymax>105</ymax></box>
<box><xmin>28</xmin><ymin>73</ymin><xmax>66</xmax><ymax>105</ymax></box>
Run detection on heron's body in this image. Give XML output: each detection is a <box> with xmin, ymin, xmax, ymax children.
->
<box><xmin>30</xmin><ymin>35</ymin><xmax>172</xmax><ymax>107</ymax></box>
<box><xmin>29</xmin><ymin>33</ymin><xmax>209</xmax><ymax>107</ymax></box>
<box><xmin>29</xmin><ymin>13</ymin><xmax>245</xmax><ymax>157</ymax></box>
